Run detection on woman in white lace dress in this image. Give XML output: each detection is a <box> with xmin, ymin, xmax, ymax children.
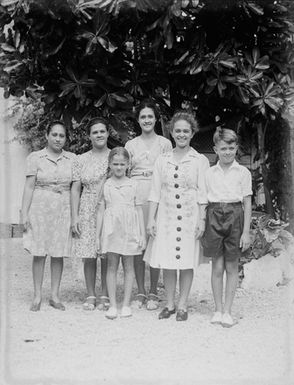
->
<box><xmin>125</xmin><ymin>100</ymin><xmax>172</xmax><ymax>310</ymax></box>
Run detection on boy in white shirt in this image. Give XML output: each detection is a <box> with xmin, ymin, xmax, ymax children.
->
<box><xmin>202</xmin><ymin>128</ymin><xmax>252</xmax><ymax>327</ymax></box>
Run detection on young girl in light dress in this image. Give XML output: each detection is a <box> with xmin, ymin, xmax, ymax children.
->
<box><xmin>95</xmin><ymin>147</ymin><xmax>146</xmax><ymax>319</ymax></box>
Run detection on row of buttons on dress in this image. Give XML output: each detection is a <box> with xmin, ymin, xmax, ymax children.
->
<box><xmin>174</xmin><ymin>165</ymin><xmax>182</xmax><ymax>260</ymax></box>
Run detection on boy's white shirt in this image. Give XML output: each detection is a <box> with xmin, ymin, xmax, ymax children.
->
<box><xmin>205</xmin><ymin>160</ymin><xmax>252</xmax><ymax>203</ymax></box>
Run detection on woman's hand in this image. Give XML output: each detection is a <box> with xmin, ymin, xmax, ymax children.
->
<box><xmin>195</xmin><ymin>219</ymin><xmax>206</xmax><ymax>239</ymax></box>
<box><xmin>147</xmin><ymin>219</ymin><xmax>157</xmax><ymax>238</ymax></box>
<box><xmin>22</xmin><ymin>214</ymin><xmax>31</xmax><ymax>232</ymax></box>
<box><xmin>71</xmin><ymin>218</ymin><xmax>81</xmax><ymax>237</ymax></box>
<box><xmin>95</xmin><ymin>238</ymin><xmax>101</xmax><ymax>254</ymax></box>
<box><xmin>138</xmin><ymin>235</ymin><xmax>146</xmax><ymax>250</ymax></box>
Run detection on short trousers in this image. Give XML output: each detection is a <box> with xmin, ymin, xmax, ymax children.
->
<box><xmin>201</xmin><ymin>202</ymin><xmax>244</xmax><ymax>261</ymax></box>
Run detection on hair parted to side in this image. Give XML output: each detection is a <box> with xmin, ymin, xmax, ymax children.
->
<box><xmin>169</xmin><ymin>110</ymin><xmax>199</xmax><ymax>133</ymax></box>
<box><xmin>135</xmin><ymin>98</ymin><xmax>160</xmax><ymax>121</ymax></box>
<box><xmin>86</xmin><ymin>117</ymin><xmax>110</xmax><ymax>135</ymax></box>
<box><xmin>213</xmin><ymin>127</ymin><xmax>238</xmax><ymax>145</ymax></box>
<box><xmin>46</xmin><ymin>120</ymin><xmax>68</xmax><ymax>137</ymax></box>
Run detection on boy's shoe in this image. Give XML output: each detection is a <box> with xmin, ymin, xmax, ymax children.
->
<box><xmin>210</xmin><ymin>311</ymin><xmax>223</xmax><ymax>324</ymax></box>
<box><xmin>176</xmin><ymin>309</ymin><xmax>188</xmax><ymax>321</ymax></box>
<box><xmin>105</xmin><ymin>307</ymin><xmax>118</xmax><ymax>320</ymax></box>
<box><xmin>121</xmin><ymin>306</ymin><xmax>132</xmax><ymax>318</ymax></box>
<box><xmin>221</xmin><ymin>312</ymin><xmax>234</xmax><ymax>328</ymax></box>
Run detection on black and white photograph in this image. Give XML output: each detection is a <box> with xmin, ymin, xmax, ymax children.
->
<box><xmin>0</xmin><ymin>0</ymin><xmax>293</xmax><ymax>384</ymax></box>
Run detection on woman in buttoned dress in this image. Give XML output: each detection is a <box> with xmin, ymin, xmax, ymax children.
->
<box><xmin>71</xmin><ymin>118</ymin><xmax>110</xmax><ymax>311</ymax></box>
<box><xmin>21</xmin><ymin>121</ymin><xmax>76</xmax><ymax>311</ymax></box>
<box><xmin>144</xmin><ymin>111</ymin><xmax>209</xmax><ymax>321</ymax></box>
<box><xmin>125</xmin><ymin>100</ymin><xmax>172</xmax><ymax>310</ymax></box>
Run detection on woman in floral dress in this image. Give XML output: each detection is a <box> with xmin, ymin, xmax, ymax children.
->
<box><xmin>21</xmin><ymin>121</ymin><xmax>76</xmax><ymax>311</ymax></box>
<box><xmin>71</xmin><ymin>117</ymin><xmax>110</xmax><ymax>311</ymax></box>
<box><xmin>125</xmin><ymin>100</ymin><xmax>172</xmax><ymax>310</ymax></box>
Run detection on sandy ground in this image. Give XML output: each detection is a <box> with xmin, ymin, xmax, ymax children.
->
<box><xmin>0</xmin><ymin>238</ymin><xmax>293</xmax><ymax>385</ymax></box>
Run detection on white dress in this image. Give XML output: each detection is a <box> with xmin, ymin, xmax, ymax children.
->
<box><xmin>144</xmin><ymin>148</ymin><xmax>209</xmax><ymax>270</ymax></box>
<box><xmin>100</xmin><ymin>178</ymin><xmax>145</xmax><ymax>256</ymax></box>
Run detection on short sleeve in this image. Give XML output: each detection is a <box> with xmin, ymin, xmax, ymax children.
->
<box><xmin>197</xmin><ymin>155</ymin><xmax>210</xmax><ymax>204</ymax></box>
<box><xmin>148</xmin><ymin>156</ymin><xmax>163</xmax><ymax>203</ymax></box>
<box><xmin>72</xmin><ymin>155</ymin><xmax>82</xmax><ymax>181</ymax></box>
<box><xmin>163</xmin><ymin>138</ymin><xmax>172</xmax><ymax>153</ymax></box>
<box><xmin>241</xmin><ymin>167</ymin><xmax>253</xmax><ymax>197</ymax></box>
<box><xmin>26</xmin><ymin>152</ymin><xmax>38</xmax><ymax>176</ymax></box>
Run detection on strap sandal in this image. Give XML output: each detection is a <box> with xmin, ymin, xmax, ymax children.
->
<box><xmin>97</xmin><ymin>296</ymin><xmax>110</xmax><ymax>311</ymax></box>
<box><xmin>146</xmin><ymin>293</ymin><xmax>160</xmax><ymax>311</ymax></box>
<box><xmin>131</xmin><ymin>294</ymin><xmax>147</xmax><ymax>309</ymax></box>
<box><xmin>82</xmin><ymin>296</ymin><xmax>96</xmax><ymax>311</ymax></box>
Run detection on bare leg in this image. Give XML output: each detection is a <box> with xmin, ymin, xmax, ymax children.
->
<box><xmin>32</xmin><ymin>256</ymin><xmax>46</xmax><ymax>305</ymax></box>
<box><xmin>149</xmin><ymin>267</ymin><xmax>160</xmax><ymax>295</ymax></box>
<box><xmin>178</xmin><ymin>269</ymin><xmax>193</xmax><ymax>310</ymax></box>
<box><xmin>106</xmin><ymin>253</ymin><xmax>120</xmax><ymax>309</ymax></box>
<box><xmin>223</xmin><ymin>258</ymin><xmax>239</xmax><ymax>314</ymax></box>
<box><xmin>100</xmin><ymin>258</ymin><xmax>108</xmax><ymax>297</ymax></box>
<box><xmin>122</xmin><ymin>256</ymin><xmax>135</xmax><ymax>307</ymax></box>
<box><xmin>211</xmin><ymin>256</ymin><xmax>225</xmax><ymax>313</ymax></box>
<box><xmin>134</xmin><ymin>254</ymin><xmax>146</xmax><ymax>295</ymax></box>
<box><xmin>84</xmin><ymin>258</ymin><xmax>97</xmax><ymax>297</ymax></box>
<box><xmin>50</xmin><ymin>257</ymin><xmax>63</xmax><ymax>303</ymax></box>
<box><xmin>163</xmin><ymin>269</ymin><xmax>177</xmax><ymax>310</ymax></box>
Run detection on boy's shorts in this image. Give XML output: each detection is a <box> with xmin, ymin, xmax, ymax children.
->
<box><xmin>202</xmin><ymin>202</ymin><xmax>244</xmax><ymax>261</ymax></box>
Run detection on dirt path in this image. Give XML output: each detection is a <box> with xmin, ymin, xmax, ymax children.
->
<box><xmin>0</xmin><ymin>238</ymin><xmax>293</xmax><ymax>385</ymax></box>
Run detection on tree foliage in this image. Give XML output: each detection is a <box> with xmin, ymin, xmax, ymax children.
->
<box><xmin>1</xmin><ymin>0</ymin><xmax>294</xmax><ymax>216</ymax></box>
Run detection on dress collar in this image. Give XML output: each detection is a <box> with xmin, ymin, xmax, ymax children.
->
<box><xmin>167</xmin><ymin>147</ymin><xmax>201</xmax><ymax>165</ymax></box>
<box><xmin>39</xmin><ymin>147</ymin><xmax>70</xmax><ymax>161</ymax></box>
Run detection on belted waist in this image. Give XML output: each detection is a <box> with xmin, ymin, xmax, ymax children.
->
<box><xmin>35</xmin><ymin>184</ymin><xmax>70</xmax><ymax>194</ymax></box>
<box><xmin>131</xmin><ymin>170</ymin><xmax>153</xmax><ymax>178</ymax></box>
<box><xmin>106</xmin><ymin>203</ymin><xmax>134</xmax><ymax>208</ymax></box>
<box><xmin>208</xmin><ymin>202</ymin><xmax>242</xmax><ymax>207</ymax></box>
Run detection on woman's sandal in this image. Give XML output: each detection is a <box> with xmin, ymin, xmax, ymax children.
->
<box><xmin>146</xmin><ymin>293</ymin><xmax>160</xmax><ymax>311</ymax></box>
<box><xmin>82</xmin><ymin>296</ymin><xmax>96</xmax><ymax>311</ymax></box>
<box><xmin>97</xmin><ymin>296</ymin><xmax>110</xmax><ymax>311</ymax></box>
<box><xmin>131</xmin><ymin>294</ymin><xmax>147</xmax><ymax>309</ymax></box>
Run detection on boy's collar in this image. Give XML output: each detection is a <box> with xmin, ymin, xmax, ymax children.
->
<box><xmin>215</xmin><ymin>159</ymin><xmax>240</xmax><ymax>171</ymax></box>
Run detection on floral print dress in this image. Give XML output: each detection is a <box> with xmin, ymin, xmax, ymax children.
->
<box><xmin>23</xmin><ymin>148</ymin><xmax>76</xmax><ymax>258</ymax></box>
<box><xmin>72</xmin><ymin>150</ymin><xmax>110</xmax><ymax>259</ymax></box>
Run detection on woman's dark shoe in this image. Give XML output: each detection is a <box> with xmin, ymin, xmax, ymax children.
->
<box><xmin>176</xmin><ymin>309</ymin><xmax>188</xmax><ymax>321</ymax></box>
<box><xmin>30</xmin><ymin>302</ymin><xmax>41</xmax><ymax>312</ymax></box>
<box><xmin>158</xmin><ymin>307</ymin><xmax>176</xmax><ymax>319</ymax></box>
<box><xmin>49</xmin><ymin>299</ymin><xmax>65</xmax><ymax>311</ymax></box>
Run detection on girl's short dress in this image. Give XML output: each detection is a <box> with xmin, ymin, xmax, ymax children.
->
<box><xmin>23</xmin><ymin>148</ymin><xmax>76</xmax><ymax>258</ymax></box>
<box><xmin>72</xmin><ymin>150</ymin><xmax>110</xmax><ymax>259</ymax></box>
<box><xmin>100</xmin><ymin>178</ymin><xmax>144</xmax><ymax>256</ymax></box>
<box><xmin>125</xmin><ymin>135</ymin><xmax>172</xmax><ymax>228</ymax></box>
<box><xmin>144</xmin><ymin>148</ymin><xmax>209</xmax><ymax>270</ymax></box>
